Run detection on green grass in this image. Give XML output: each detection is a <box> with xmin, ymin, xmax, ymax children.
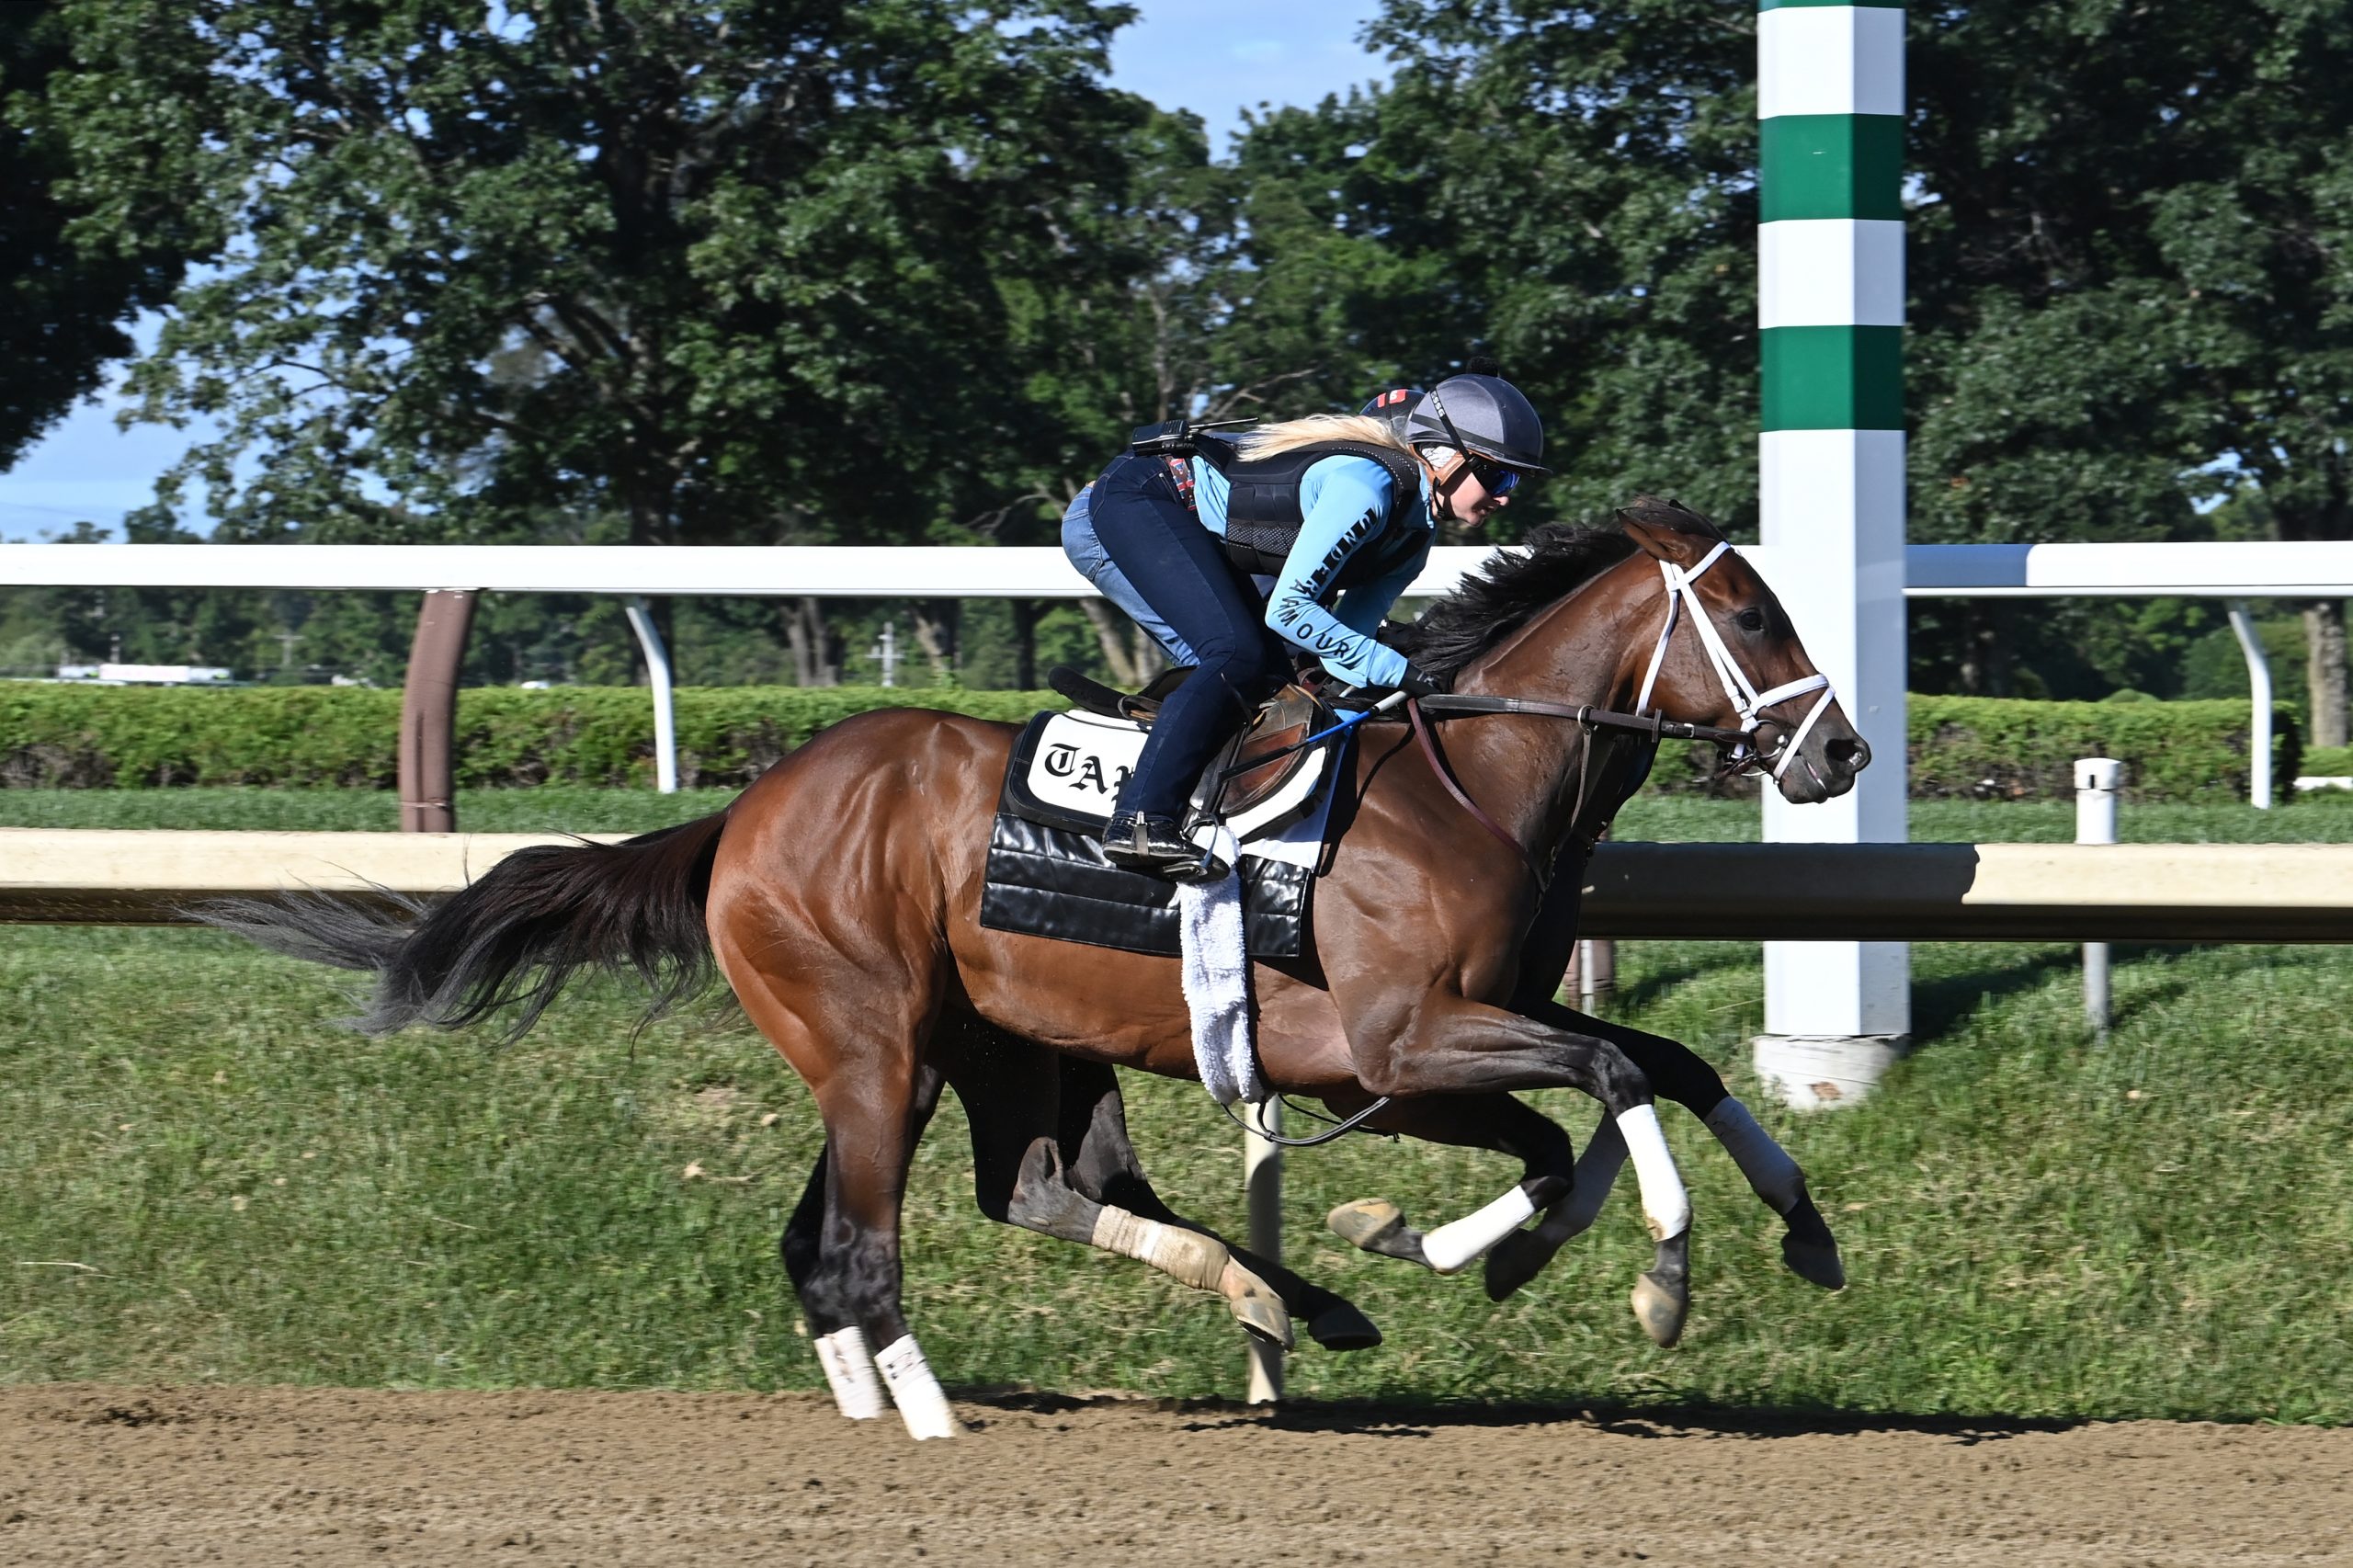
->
<box><xmin>5</xmin><ymin>919</ymin><xmax>2351</xmax><ymax>1422</ymax></box>
<box><xmin>6</xmin><ymin>788</ymin><xmax>2352</xmax><ymax>1420</ymax></box>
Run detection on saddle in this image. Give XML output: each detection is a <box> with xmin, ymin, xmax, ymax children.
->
<box><xmin>1045</xmin><ymin>665</ymin><xmax>1333</xmax><ymax>827</ymax></box>
<box><xmin>979</xmin><ymin>670</ymin><xmax>1343</xmax><ymax>959</ymax></box>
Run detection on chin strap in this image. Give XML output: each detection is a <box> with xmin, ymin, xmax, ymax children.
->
<box><xmin>1632</xmin><ymin>540</ymin><xmax>1835</xmax><ymax>780</ymax></box>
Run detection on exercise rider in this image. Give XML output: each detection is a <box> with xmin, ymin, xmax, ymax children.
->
<box><xmin>1061</xmin><ymin>373</ymin><xmax>1549</xmax><ymax>881</ymax></box>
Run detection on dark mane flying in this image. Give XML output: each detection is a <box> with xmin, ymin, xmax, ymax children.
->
<box><xmin>1388</xmin><ymin>522</ymin><xmax>1639</xmax><ymax>681</ymax></box>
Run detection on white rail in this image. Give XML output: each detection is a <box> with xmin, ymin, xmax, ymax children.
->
<box><xmin>0</xmin><ymin>540</ymin><xmax>2319</xmax><ymax>809</ymax></box>
<box><xmin>11</xmin><ymin>540</ymin><xmax>2353</xmax><ymax>597</ymax></box>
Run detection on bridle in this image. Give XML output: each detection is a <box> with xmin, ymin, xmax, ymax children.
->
<box><xmin>1405</xmin><ymin>538</ymin><xmax>1840</xmax><ymax>882</ymax></box>
<box><xmin>1631</xmin><ymin>540</ymin><xmax>1836</xmax><ymax>783</ymax></box>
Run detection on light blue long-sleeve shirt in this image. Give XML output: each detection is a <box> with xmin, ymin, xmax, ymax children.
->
<box><xmin>1188</xmin><ymin>451</ymin><xmax>1430</xmax><ymax>687</ymax></box>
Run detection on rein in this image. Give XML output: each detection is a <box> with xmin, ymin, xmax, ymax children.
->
<box><xmin>1396</xmin><ymin>538</ymin><xmax>1842</xmax><ymax>889</ymax></box>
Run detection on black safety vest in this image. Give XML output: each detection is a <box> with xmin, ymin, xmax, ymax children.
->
<box><xmin>1195</xmin><ymin>437</ymin><xmax>1427</xmax><ymax>582</ymax></box>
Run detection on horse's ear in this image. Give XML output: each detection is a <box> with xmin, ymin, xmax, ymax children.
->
<box><xmin>1616</xmin><ymin>494</ymin><xmax>1727</xmax><ymax>565</ymax></box>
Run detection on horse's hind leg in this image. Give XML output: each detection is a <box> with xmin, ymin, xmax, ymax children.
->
<box><xmin>1522</xmin><ymin>997</ymin><xmax>1844</xmax><ymax>1290</ymax></box>
<box><xmin>717</xmin><ymin>932</ymin><xmax>957</xmax><ymax>1439</ymax></box>
<box><xmin>1047</xmin><ymin>1055</ymin><xmax>1380</xmax><ymax>1352</ymax></box>
<box><xmin>779</xmin><ymin>1060</ymin><xmax>951</xmax><ymax>1422</ymax></box>
<box><xmin>936</xmin><ymin>1033</ymin><xmax>1359</xmax><ymax>1355</ymax></box>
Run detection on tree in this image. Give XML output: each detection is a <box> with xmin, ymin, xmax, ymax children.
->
<box><xmin>1904</xmin><ymin>0</ymin><xmax>2353</xmax><ymax>708</ymax></box>
<box><xmin>50</xmin><ymin>1</ymin><xmax>1150</xmax><ymax>615</ymax></box>
<box><xmin>0</xmin><ymin>1</ymin><xmax>199</xmax><ymax>470</ymax></box>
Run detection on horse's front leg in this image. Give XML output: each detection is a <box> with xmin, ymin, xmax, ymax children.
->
<box><xmin>1518</xmin><ymin>998</ymin><xmax>1844</xmax><ymax>1290</ymax></box>
<box><xmin>1317</xmin><ymin>1089</ymin><xmax>1578</xmax><ymax>1285</ymax></box>
<box><xmin>1343</xmin><ymin>995</ymin><xmax>1694</xmax><ymax>1346</ymax></box>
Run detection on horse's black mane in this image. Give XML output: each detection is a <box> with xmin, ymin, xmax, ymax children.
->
<box><xmin>1388</xmin><ymin>521</ymin><xmax>1640</xmax><ymax>681</ymax></box>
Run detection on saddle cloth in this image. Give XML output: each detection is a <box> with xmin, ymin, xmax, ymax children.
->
<box><xmin>979</xmin><ymin>706</ymin><xmax>1340</xmax><ymax>959</ymax></box>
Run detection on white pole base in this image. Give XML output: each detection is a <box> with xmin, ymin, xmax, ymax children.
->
<box><xmin>1752</xmin><ymin>1034</ymin><xmax>1909</xmax><ymax>1110</ymax></box>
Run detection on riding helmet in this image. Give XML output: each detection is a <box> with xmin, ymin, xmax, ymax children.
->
<box><xmin>1404</xmin><ymin>373</ymin><xmax>1550</xmax><ymax>475</ymax></box>
<box><xmin>1358</xmin><ymin>384</ymin><xmax>1425</xmax><ymax>445</ymax></box>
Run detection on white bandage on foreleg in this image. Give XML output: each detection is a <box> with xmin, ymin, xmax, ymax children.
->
<box><xmin>1616</xmin><ymin>1104</ymin><xmax>1691</xmax><ymax>1241</ymax></box>
<box><xmin>874</xmin><ymin>1333</ymin><xmax>959</xmax><ymax>1440</ymax></box>
<box><xmin>813</xmin><ymin>1325</ymin><xmax>888</xmax><ymax>1421</ymax></box>
<box><xmin>1547</xmin><ymin>1112</ymin><xmax>1629</xmax><ymax>1240</ymax></box>
<box><xmin>1091</xmin><ymin>1205</ymin><xmax>1228</xmax><ymax>1292</ymax></box>
<box><xmin>1421</xmin><ymin>1185</ymin><xmax>1540</xmax><ymax>1275</ymax></box>
<box><xmin>1703</xmin><ymin>1096</ymin><xmax>1804</xmax><ymax>1213</ymax></box>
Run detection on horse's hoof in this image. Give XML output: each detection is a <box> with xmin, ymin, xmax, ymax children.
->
<box><xmin>1780</xmin><ymin>1194</ymin><xmax>1847</xmax><ymax>1290</ymax></box>
<box><xmin>1482</xmin><ymin>1229</ymin><xmax>1551</xmax><ymax>1302</ymax></box>
<box><xmin>1631</xmin><ymin>1269</ymin><xmax>1688</xmax><ymax>1348</ymax></box>
<box><xmin>1222</xmin><ymin>1260</ymin><xmax>1296</xmax><ymax>1351</ymax></box>
<box><xmin>1306</xmin><ymin>1301</ymin><xmax>1382</xmax><ymax>1352</ymax></box>
<box><xmin>1326</xmin><ymin>1198</ymin><xmax>1406</xmax><ymax>1252</ymax></box>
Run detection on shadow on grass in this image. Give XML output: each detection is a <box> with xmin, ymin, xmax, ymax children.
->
<box><xmin>958</xmin><ymin>1387</ymin><xmax>2085</xmax><ymax>1443</ymax></box>
<box><xmin>1907</xmin><ymin>949</ymin><xmax>2082</xmax><ymax>1049</ymax></box>
<box><xmin>1610</xmin><ymin>945</ymin><xmax>1758</xmax><ymax>1013</ymax></box>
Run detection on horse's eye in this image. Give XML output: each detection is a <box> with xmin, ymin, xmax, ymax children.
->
<box><xmin>1735</xmin><ymin>608</ymin><xmax>1766</xmax><ymax>633</ymax></box>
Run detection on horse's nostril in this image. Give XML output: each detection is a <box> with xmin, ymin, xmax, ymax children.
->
<box><xmin>1826</xmin><ymin>736</ymin><xmax>1869</xmax><ymax>771</ymax></box>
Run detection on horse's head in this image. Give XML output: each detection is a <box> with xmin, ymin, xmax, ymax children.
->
<box><xmin>1610</xmin><ymin>495</ymin><xmax>1870</xmax><ymax>804</ymax></box>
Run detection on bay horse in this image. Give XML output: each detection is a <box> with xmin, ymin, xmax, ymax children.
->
<box><xmin>222</xmin><ymin>497</ymin><xmax>1867</xmax><ymax>1438</ymax></box>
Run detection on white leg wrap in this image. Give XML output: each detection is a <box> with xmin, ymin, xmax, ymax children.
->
<box><xmin>874</xmin><ymin>1333</ymin><xmax>959</xmax><ymax>1440</ymax></box>
<box><xmin>1421</xmin><ymin>1185</ymin><xmax>1539</xmax><ymax>1275</ymax></box>
<box><xmin>813</xmin><ymin>1326</ymin><xmax>888</xmax><ymax>1421</ymax></box>
<box><xmin>1091</xmin><ymin>1205</ymin><xmax>1227</xmax><ymax>1292</ymax></box>
<box><xmin>1704</xmin><ymin>1096</ymin><xmax>1804</xmax><ymax>1213</ymax></box>
<box><xmin>1616</xmin><ymin>1104</ymin><xmax>1691</xmax><ymax>1241</ymax></box>
<box><xmin>1547</xmin><ymin>1113</ymin><xmax>1629</xmax><ymax>1239</ymax></box>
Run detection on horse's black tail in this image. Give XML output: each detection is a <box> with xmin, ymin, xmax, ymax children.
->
<box><xmin>203</xmin><ymin>813</ymin><xmax>730</xmax><ymax>1042</ymax></box>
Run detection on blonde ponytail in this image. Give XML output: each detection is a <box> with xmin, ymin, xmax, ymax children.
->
<box><xmin>1233</xmin><ymin>413</ymin><xmax>1422</xmax><ymax>465</ymax></box>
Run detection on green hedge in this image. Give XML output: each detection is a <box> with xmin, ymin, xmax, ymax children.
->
<box><xmin>0</xmin><ymin>684</ymin><xmax>2302</xmax><ymax>801</ymax></box>
<box><xmin>0</xmin><ymin>685</ymin><xmax>1063</xmax><ymax>789</ymax></box>
<box><xmin>1905</xmin><ymin>695</ymin><xmax>2299</xmax><ymax>804</ymax></box>
<box><xmin>1653</xmin><ymin>695</ymin><xmax>2299</xmax><ymax>804</ymax></box>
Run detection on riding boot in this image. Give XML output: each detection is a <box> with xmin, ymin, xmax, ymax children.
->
<box><xmin>1101</xmin><ymin>811</ymin><xmax>1228</xmax><ymax>882</ymax></box>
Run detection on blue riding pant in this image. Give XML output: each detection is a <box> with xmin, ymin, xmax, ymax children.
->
<box><xmin>1067</xmin><ymin>454</ymin><xmax>1293</xmax><ymax>821</ymax></box>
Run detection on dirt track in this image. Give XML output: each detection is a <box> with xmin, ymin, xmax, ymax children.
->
<box><xmin>4</xmin><ymin>1384</ymin><xmax>2348</xmax><ymax>1566</ymax></box>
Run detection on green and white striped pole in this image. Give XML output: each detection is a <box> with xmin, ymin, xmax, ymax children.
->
<box><xmin>1754</xmin><ymin>0</ymin><xmax>1910</xmax><ymax>1103</ymax></box>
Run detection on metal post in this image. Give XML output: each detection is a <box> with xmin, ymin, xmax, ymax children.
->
<box><xmin>397</xmin><ymin>589</ymin><xmax>477</xmax><ymax>833</ymax></box>
<box><xmin>1753</xmin><ymin>0</ymin><xmax>1911</xmax><ymax>1108</ymax></box>
<box><xmin>2075</xmin><ymin>757</ymin><xmax>2120</xmax><ymax>1039</ymax></box>
<box><xmin>2227</xmin><ymin>600</ymin><xmax>2273</xmax><ymax>809</ymax></box>
<box><xmin>1576</xmin><ymin>938</ymin><xmax>1616</xmax><ymax>1012</ymax></box>
<box><xmin>1242</xmin><ymin>1099</ymin><xmax>1283</xmax><ymax>1404</ymax></box>
<box><xmin>622</xmin><ymin>597</ymin><xmax>679</xmax><ymax>794</ymax></box>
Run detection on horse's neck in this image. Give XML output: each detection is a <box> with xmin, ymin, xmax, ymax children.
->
<box><xmin>1446</xmin><ymin>568</ymin><xmax>1648</xmax><ymax>864</ymax></box>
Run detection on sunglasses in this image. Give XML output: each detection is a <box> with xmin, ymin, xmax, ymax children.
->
<box><xmin>1463</xmin><ymin>454</ymin><xmax>1525</xmax><ymax>496</ymax></box>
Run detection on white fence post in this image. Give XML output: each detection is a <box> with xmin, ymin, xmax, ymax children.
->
<box><xmin>2075</xmin><ymin>757</ymin><xmax>2121</xmax><ymax>1039</ymax></box>
<box><xmin>622</xmin><ymin>597</ymin><xmax>679</xmax><ymax>795</ymax></box>
<box><xmin>1753</xmin><ymin>0</ymin><xmax>1912</xmax><ymax>1107</ymax></box>
<box><xmin>1242</xmin><ymin>1099</ymin><xmax>1283</xmax><ymax>1404</ymax></box>
<box><xmin>2226</xmin><ymin>601</ymin><xmax>2273</xmax><ymax>809</ymax></box>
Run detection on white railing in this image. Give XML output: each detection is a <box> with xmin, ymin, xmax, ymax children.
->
<box><xmin>1</xmin><ymin>540</ymin><xmax>2331</xmax><ymax>804</ymax></box>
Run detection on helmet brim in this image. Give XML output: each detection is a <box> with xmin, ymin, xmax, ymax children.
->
<box><xmin>1463</xmin><ymin>444</ymin><xmax>1550</xmax><ymax>478</ymax></box>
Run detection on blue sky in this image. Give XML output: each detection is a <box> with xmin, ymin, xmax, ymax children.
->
<box><xmin>0</xmin><ymin>2</ymin><xmax>1392</xmax><ymax>543</ymax></box>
